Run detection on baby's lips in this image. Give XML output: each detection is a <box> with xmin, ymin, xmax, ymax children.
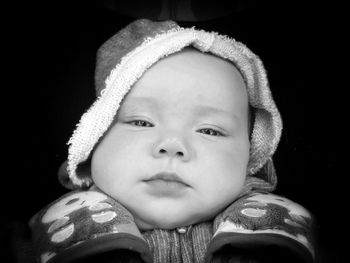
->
<box><xmin>145</xmin><ymin>171</ymin><xmax>190</xmax><ymax>186</ymax></box>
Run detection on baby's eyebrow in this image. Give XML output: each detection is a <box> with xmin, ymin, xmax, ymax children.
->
<box><xmin>120</xmin><ymin>97</ymin><xmax>239</xmax><ymax>121</ymax></box>
<box><xmin>119</xmin><ymin>97</ymin><xmax>158</xmax><ymax>111</ymax></box>
<box><xmin>193</xmin><ymin>105</ymin><xmax>241</xmax><ymax>125</ymax></box>
<box><xmin>196</xmin><ymin>105</ymin><xmax>235</xmax><ymax>117</ymax></box>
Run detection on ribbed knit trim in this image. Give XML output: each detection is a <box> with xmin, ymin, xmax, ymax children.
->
<box><xmin>142</xmin><ymin>222</ymin><xmax>212</xmax><ymax>263</ymax></box>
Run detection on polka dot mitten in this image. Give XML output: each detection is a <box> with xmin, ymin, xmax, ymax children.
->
<box><xmin>207</xmin><ymin>192</ymin><xmax>316</xmax><ymax>263</ymax></box>
<box><xmin>29</xmin><ymin>188</ymin><xmax>152</xmax><ymax>263</ymax></box>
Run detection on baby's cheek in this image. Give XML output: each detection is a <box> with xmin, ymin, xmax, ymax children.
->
<box><xmin>218</xmin><ymin>147</ymin><xmax>248</xmax><ymax>175</ymax></box>
<box><xmin>204</xmin><ymin>148</ymin><xmax>248</xmax><ymax>198</ymax></box>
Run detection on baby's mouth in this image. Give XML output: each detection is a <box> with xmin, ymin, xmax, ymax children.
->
<box><xmin>143</xmin><ymin>172</ymin><xmax>190</xmax><ymax>196</ymax></box>
<box><xmin>144</xmin><ymin>172</ymin><xmax>190</xmax><ymax>186</ymax></box>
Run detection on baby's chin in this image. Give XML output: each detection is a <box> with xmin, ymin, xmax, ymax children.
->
<box><xmin>135</xmin><ymin>216</ymin><xmax>193</xmax><ymax>231</ymax></box>
<box><xmin>133</xmin><ymin>211</ymin><xmax>213</xmax><ymax>231</ymax></box>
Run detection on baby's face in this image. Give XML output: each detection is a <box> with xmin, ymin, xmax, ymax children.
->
<box><xmin>91</xmin><ymin>48</ymin><xmax>250</xmax><ymax>230</ymax></box>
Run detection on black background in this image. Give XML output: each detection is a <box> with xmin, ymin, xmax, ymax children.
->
<box><xmin>1</xmin><ymin>1</ymin><xmax>345</xmax><ymax>262</ymax></box>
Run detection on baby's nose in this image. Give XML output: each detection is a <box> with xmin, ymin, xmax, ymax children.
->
<box><xmin>152</xmin><ymin>137</ymin><xmax>191</xmax><ymax>161</ymax></box>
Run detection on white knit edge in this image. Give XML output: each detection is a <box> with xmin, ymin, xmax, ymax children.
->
<box><xmin>202</xmin><ymin>35</ymin><xmax>282</xmax><ymax>175</ymax></box>
<box><xmin>67</xmin><ymin>27</ymin><xmax>282</xmax><ymax>186</ymax></box>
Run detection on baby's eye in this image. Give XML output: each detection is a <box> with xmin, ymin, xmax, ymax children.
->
<box><xmin>198</xmin><ymin>128</ymin><xmax>224</xmax><ymax>137</ymax></box>
<box><xmin>127</xmin><ymin>120</ymin><xmax>154</xmax><ymax>127</ymax></box>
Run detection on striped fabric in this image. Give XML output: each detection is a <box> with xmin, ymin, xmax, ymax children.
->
<box><xmin>142</xmin><ymin>222</ymin><xmax>213</xmax><ymax>263</ymax></box>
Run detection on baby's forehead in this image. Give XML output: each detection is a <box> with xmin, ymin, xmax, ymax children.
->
<box><xmin>153</xmin><ymin>46</ymin><xmax>245</xmax><ymax>85</ymax></box>
<box><xmin>135</xmin><ymin>46</ymin><xmax>246</xmax><ymax>91</ymax></box>
<box><xmin>119</xmin><ymin>46</ymin><xmax>249</xmax><ymax>117</ymax></box>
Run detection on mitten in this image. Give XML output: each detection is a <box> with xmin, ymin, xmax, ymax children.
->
<box><xmin>206</xmin><ymin>192</ymin><xmax>315</xmax><ymax>263</ymax></box>
<box><xmin>30</xmin><ymin>189</ymin><xmax>152</xmax><ymax>263</ymax></box>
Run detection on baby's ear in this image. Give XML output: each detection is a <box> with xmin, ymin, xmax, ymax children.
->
<box><xmin>58</xmin><ymin>160</ymin><xmax>93</xmax><ymax>190</ymax></box>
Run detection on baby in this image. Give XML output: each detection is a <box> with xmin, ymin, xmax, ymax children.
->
<box><xmin>30</xmin><ymin>19</ymin><xmax>315</xmax><ymax>263</ymax></box>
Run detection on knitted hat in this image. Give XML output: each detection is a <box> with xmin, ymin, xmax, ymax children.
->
<box><xmin>60</xmin><ymin>19</ymin><xmax>282</xmax><ymax>191</ymax></box>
